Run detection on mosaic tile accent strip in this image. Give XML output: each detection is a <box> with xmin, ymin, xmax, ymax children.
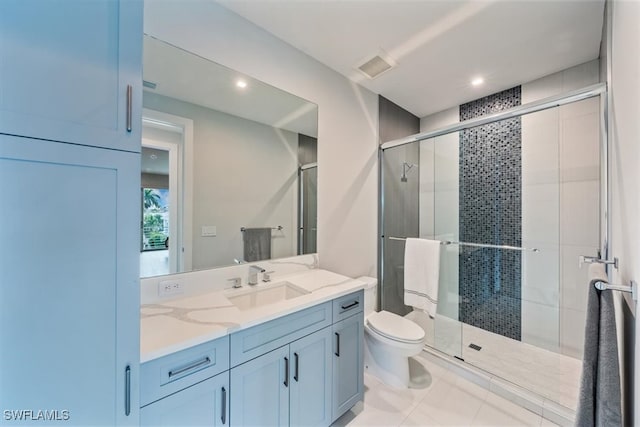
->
<box><xmin>459</xmin><ymin>86</ymin><xmax>522</xmax><ymax>341</ymax></box>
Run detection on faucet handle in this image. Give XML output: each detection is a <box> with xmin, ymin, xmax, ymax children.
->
<box><xmin>263</xmin><ymin>271</ymin><xmax>275</xmax><ymax>282</ymax></box>
<box><xmin>227</xmin><ymin>277</ymin><xmax>242</xmax><ymax>288</ymax></box>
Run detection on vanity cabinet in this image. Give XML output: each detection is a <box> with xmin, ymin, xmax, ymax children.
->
<box><xmin>139</xmin><ymin>290</ymin><xmax>364</xmax><ymax>427</ymax></box>
<box><xmin>141</xmin><ymin>373</ymin><xmax>229</xmax><ymax>427</ymax></box>
<box><xmin>229</xmin><ymin>345</ymin><xmax>289</xmax><ymax>426</ymax></box>
<box><xmin>332</xmin><ymin>312</ymin><xmax>365</xmax><ymax>422</ymax></box>
<box><xmin>0</xmin><ymin>135</ymin><xmax>141</xmax><ymax>425</ymax></box>
<box><xmin>140</xmin><ymin>336</ymin><xmax>230</xmax><ymax>426</ymax></box>
<box><xmin>0</xmin><ymin>0</ymin><xmax>142</xmax><ymax>152</ymax></box>
<box><xmin>229</xmin><ymin>327</ymin><xmax>333</xmax><ymax>427</ymax></box>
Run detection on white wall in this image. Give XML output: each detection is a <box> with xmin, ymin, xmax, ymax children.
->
<box><xmin>144</xmin><ymin>1</ymin><xmax>379</xmax><ymax>278</ymax></box>
<box><xmin>608</xmin><ymin>0</ymin><xmax>640</xmax><ymax>423</ymax></box>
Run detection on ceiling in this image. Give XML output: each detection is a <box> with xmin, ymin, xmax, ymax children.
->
<box><xmin>141</xmin><ymin>147</ymin><xmax>169</xmax><ymax>175</ymax></box>
<box><xmin>217</xmin><ymin>0</ymin><xmax>605</xmax><ymax>118</ymax></box>
<box><xmin>143</xmin><ymin>35</ymin><xmax>318</xmax><ymax>137</ymax></box>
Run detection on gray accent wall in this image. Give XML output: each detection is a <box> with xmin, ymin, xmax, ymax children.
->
<box><xmin>379</xmin><ymin>96</ymin><xmax>420</xmax><ymax>316</ymax></box>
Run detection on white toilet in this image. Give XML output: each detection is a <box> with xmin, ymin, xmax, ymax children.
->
<box><xmin>358</xmin><ymin>276</ymin><xmax>426</xmax><ymax>389</ymax></box>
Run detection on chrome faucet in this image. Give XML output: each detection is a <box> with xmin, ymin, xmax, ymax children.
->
<box><xmin>248</xmin><ymin>265</ymin><xmax>265</xmax><ymax>285</ymax></box>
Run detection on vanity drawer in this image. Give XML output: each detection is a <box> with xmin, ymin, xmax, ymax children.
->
<box><xmin>230</xmin><ymin>301</ymin><xmax>332</xmax><ymax>366</ymax></box>
<box><xmin>333</xmin><ymin>290</ymin><xmax>364</xmax><ymax>322</ymax></box>
<box><xmin>140</xmin><ymin>335</ymin><xmax>230</xmax><ymax>407</ymax></box>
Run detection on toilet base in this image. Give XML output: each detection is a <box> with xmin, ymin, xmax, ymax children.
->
<box><xmin>364</xmin><ymin>332</ymin><xmax>422</xmax><ymax>389</ymax></box>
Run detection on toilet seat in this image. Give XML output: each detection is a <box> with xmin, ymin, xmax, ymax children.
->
<box><xmin>366</xmin><ymin>310</ymin><xmax>425</xmax><ymax>344</ymax></box>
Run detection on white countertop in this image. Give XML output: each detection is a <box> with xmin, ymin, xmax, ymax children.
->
<box><xmin>140</xmin><ymin>269</ymin><xmax>366</xmax><ymax>363</ymax></box>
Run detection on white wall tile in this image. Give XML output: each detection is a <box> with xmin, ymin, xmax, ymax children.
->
<box><xmin>522</xmin><ymin>299</ymin><xmax>560</xmax><ymax>352</ymax></box>
<box><xmin>560</xmin><ymin>307</ymin><xmax>587</xmax><ymax>358</ymax></box>
<box><xmin>420</xmin><ymin>106</ymin><xmax>458</xmax><ymax>133</ymax></box>
<box><xmin>560</xmin><ymin>180</ymin><xmax>600</xmax><ymax>247</ymax></box>
<box><xmin>522</xmin><ymin>244</ymin><xmax>560</xmax><ymax>306</ymax></box>
<box><xmin>561</xmin><ymin>245</ymin><xmax>598</xmax><ymax>312</ymax></box>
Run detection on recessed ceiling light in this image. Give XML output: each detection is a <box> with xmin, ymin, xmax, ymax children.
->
<box><xmin>236</xmin><ymin>80</ymin><xmax>247</xmax><ymax>89</ymax></box>
<box><xmin>471</xmin><ymin>77</ymin><xmax>484</xmax><ymax>86</ymax></box>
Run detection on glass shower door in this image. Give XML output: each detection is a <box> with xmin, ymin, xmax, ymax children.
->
<box><xmin>299</xmin><ymin>163</ymin><xmax>317</xmax><ymax>254</ymax></box>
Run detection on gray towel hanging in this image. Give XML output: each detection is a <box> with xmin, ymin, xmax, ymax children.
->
<box><xmin>242</xmin><ymin>228</ymin><xmax>272</xmax><ymax>262</ymax></box>
<box><xmin>576</xmin><ymin>263</ymin><xmax>622</xmax><ymax>427</ymax></box>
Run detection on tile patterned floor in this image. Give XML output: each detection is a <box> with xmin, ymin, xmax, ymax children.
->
<box><xmin>332</xmin><ymin>352</ymin><xmax>559</xmax><ymax>427</ymax></box>
<box><xmin>462</xmin><ymin>324</ymin><xmax>581</xmax><ymax>411</ymax></box>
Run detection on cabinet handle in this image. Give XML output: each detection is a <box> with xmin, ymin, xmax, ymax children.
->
<box><xmin>341</xmin><ymin>300</ymin><xmax>359</xmax><ymax>310</ymax></box>
<box><xmin>284</xmin><ymin>357</ymin><xmax>289</xmax><ymax>387</ymax></box>
<box><xmin>124</xmin><ymin>365</ymin><xmax>131</xmax><ymax>416</ymax></box>
<box><xmin>168</xmin><ymin>356</ymin><xmax>211</xmax><ymax>378</ymax></box>
<box><xmin>335</xmin><ymin>333</ymin><xmax>340</xmax><ymax>357</ymax></box>
<box><xmin>294</xmin><ymin>352</ymin><xmax>299</xmax><ymax>382</ymax></box>
<box><xmin>221</xmin><ymin>387</ymin><xmax>227</xmax><ymax>425</ymax></box>
<box><xmin>126</xmin><ymin>84</ymin><xmax>132</xmax><ymax>133</ymax></box>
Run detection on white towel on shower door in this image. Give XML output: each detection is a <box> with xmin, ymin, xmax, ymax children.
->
<box><xmin>403</xmin><ymin>238</ymin><xmax>440</xmax><ymax>318</ymax></box>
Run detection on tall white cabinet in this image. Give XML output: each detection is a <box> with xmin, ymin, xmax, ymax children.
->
<box><xmin>0</xmin><ymin>0</ymin><xmax>142</xmax><ymax>151</ymax></box>
<box><xmin>0</xmin><ymin>1</ymin><xmax>142</xmax><ymax>425</ymax></box>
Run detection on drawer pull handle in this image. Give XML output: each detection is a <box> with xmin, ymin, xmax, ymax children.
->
<box><xmin>294</xmin><ymin>352</ymin><xmax>299</xmax><ymax>382</ymax></box>
<box><xmin>124</xmin><ymin>365</ymin><xmax>131</xmax><ymax>416</ymax></box>
<box><xmin>221</xmin><ymin>386</ymin><xmax>227</xmax><ymax>425</ymax></box>
<box><xmin>335</xmin><ymin>332</ymin><xmax>340</xmax><ymax>357</ymax></box>
<box><xmin>284</xmin><ymin>357</ymin><xmax>289</xmax><ymax>387</ymax></box>
<box><xmin>168</xmin><ymin>356</ymin><xmax>211</xmax><ymax>378</ymax></box>
<box><xmin>126</xmin><ymin>84</ymin><xmax>133</xmax><ymax>133</ymax></box>
<box><xmin>341</xmin><ymin>300</ymin><xmax>359</xmax><ymax>310</ymax></box>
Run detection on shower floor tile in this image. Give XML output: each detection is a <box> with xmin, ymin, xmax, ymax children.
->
<box><xmin>462</xmin><ymin>323</ymin><xmax>581</xmax><ymax>411</ymax></box>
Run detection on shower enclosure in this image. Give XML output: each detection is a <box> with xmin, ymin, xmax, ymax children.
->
<box><xmin>379</xmin><ymin>83</ymin><xmax>607</xmax><ymax>414</ymax></box>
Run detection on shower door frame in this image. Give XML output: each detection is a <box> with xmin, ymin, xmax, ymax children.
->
<box><xmin>377</xmin><ymin>81</ymin><xmax>609</xmax><ymax>322</ymax></box>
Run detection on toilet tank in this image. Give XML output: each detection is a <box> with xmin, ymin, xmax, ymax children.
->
<box><xmin>356</xmin><ymin>276</ymin><xmax>378</xmax><ymax>316</ymax></box>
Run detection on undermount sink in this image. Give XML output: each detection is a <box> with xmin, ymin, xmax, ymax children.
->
<box><xmin>226</xmin><ymin>282</ymin><xmax>309</xmax><ymax>311</ymax></box>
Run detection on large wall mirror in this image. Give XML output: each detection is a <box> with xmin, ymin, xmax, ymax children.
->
<box><xmin>140</xmin><ymin>35</ymin><xmax>318</xmax><ymax>278</ymax></box>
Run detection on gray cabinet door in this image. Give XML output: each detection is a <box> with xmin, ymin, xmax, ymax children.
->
<box><xmin>0</xmin><ymin>135</ymin><xmax>140</xmax><ymax>425</ymax></box>
<box><xmin>141</xmin><ymin>373</ymin><xmax>229</xmax><ymax>427</ymax></box>
<box><xmin>230</xmin><ymin>346</ymin><xmax>289</xmax><ymax>426</ymax></box>
<box><xmin>0</xmin><ymin>0</ymin><xmax>142</xmax><ymax>152</ymax></box>
<box><xmin>290</xmin><ymin>327</ymin><xmax>332</xmax><ymax>427</ymax></box>
<box><xmin>332</xmin><ymin>313</ymin><xmax>364</xmax><ymax>422</ymax></box>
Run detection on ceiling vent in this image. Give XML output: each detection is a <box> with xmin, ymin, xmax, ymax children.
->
<box><xmin>357</xmin><ymin>53</ymin><xmax>396</xmax><ymax>79</ymax></box>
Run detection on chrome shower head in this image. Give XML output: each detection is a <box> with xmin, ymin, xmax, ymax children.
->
<box><xmin>401</xmin><ymin>162</ymin><xmax>417</xmax><ymax>182</ymax></box>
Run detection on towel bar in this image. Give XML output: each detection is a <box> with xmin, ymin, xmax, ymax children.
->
<box><xmin>594</xmin><ymin>280</ymin><xmax>638</xmax><ymax>301</ymax></box>
<box><xmin>387</xmin><ymin>236</ymin><xmax>539</xmax><ymax>253</ymax></box>
<box><xmin>240</xmin><ymin>226</ymin><xmax>283</xmax><ymax>232</ymax></box>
